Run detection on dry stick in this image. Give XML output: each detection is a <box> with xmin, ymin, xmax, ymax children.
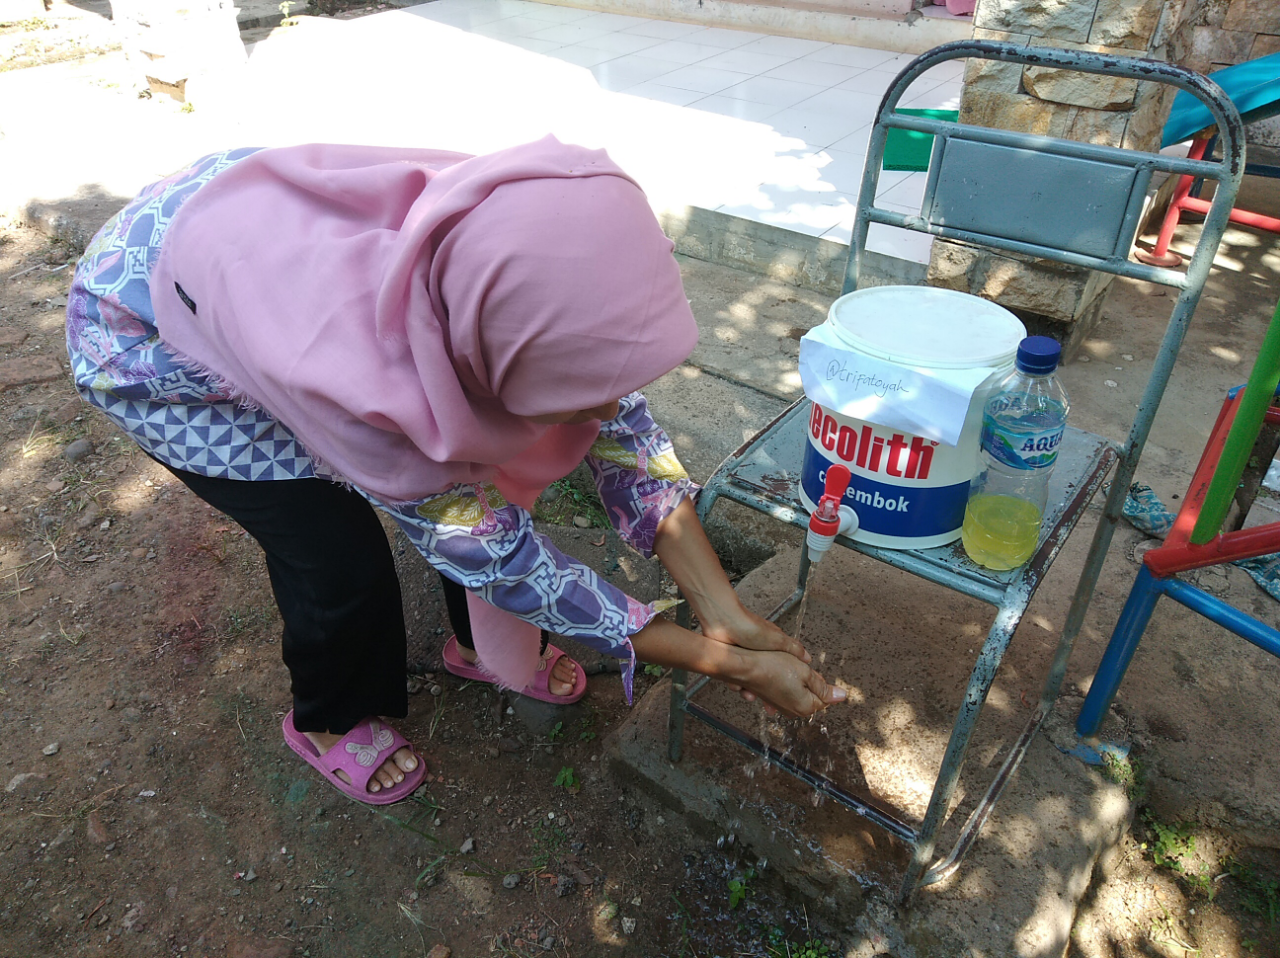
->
<box><xmin>7</xmin><ymin>264</ymin><xmax>41</xmax><ymax>281</ymax></box>
<box><xmin>1</xmin><ymin>569</ymin><xmax>32</xmax><ymax>600</ymax></box>
<box><xmin>6</xmin><ymin>552</ymin><xmax>54</xmax><ymax>574</ymax></box>
<box><xmin>83</xmin><ymin>897</ymin><xmax>108</xmax><ymax>928</ymax></box>
<box><xmin>80</xmin><ymin>782</ymin><xmax>127</xmax><ymax>811</ymax></box>
<box><xmin>235</xmin><ymin>706</ymin><xmax>246</xmax><ymax>741</ymax></box>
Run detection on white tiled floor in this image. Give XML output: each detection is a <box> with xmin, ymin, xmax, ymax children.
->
<box><xmin>400</xmin><ymin>0</ymin><xmax>965</xmax><ymax>262</ymax></box>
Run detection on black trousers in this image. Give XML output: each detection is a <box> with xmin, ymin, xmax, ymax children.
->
<box><xmin>161</xmin><ymin>465</ymin><xmax>488</xmax><ymax>734</ymax></box>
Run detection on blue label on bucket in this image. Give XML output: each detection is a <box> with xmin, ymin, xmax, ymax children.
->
<box><xmin>801</xmin><ymin>443</ymin><xmax>969</xmax><ymax>539</ymax></box>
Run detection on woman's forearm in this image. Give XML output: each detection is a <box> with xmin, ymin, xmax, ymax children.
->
<box><xmin>629</xmin><ymin>615</ymin><xmax>845</xmax><ymax>717</ymax></box>
<box><xmin>629</xmin><ymin>615</ymin><xmax>747</xmax><ymax>680</ymax></box>
<box><xmin>652</xmin><ymin>497</ymin><xmax>743</xmax><ymax>629</ymax></box>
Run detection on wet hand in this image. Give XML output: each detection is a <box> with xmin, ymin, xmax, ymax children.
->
<box><xmin>702</xmin><ymin>605</ymin><xmax>811</xmax><ymax>665</ymax></box>
<box><xmin>735</xmin><ymin>649</ymin><xmax>846</xmax><ymax>719</ymax></box>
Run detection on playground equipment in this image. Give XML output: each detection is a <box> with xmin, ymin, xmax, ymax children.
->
<box><xmin>666</xmin><ymin>40</ymin><xmax>1245</xmax><ymax>902</ymax></box>
<box><xmin>1076</xmin><ymin>294</ymin><xmax>1280</xmax><ymax>742</ymax></box>
<box><xmin>1136</xmin><ymin>51</ymin><xmax>1280</xmax><ymax>267</ymax></box>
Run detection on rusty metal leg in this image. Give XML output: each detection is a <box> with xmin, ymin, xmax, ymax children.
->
<box><xmin>899</xmin><ymin>604</ymin><xmax>1022</xmax><ymax>901</ymax></box>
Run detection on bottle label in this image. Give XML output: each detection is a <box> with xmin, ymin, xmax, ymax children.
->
<box><xmin>981</xmin><ymin>416</ymin><xmax>1064</xmax><ymax>471</ymax></box>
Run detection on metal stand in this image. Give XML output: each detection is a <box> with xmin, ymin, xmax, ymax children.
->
<box><xmin>667</xmin><ymin>40</ymin><xmax>1244</xmax><ymax>902</ymax></box>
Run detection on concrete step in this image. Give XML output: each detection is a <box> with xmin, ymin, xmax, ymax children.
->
<box><xmin>607</xmin><ymin>543</ymin><xmax>1133</xmax><ymax>957</ymax></box>
<box><xmin>662</xmin><ymin>203</ymin><xmax>927</xmax><ymax>301</ymax></box>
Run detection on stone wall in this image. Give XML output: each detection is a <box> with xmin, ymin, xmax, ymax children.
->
<box><xmin>1182</xmin><ymin>0</ymin><xmax>1280</xmax><ymax>72</ymax></box>
<box><xmin>924</xmin><ymin>0</ymin><xmax>1223</xmax><ymax>356</ymax></box>
<box><xmin>1179</xmin><ymin>0</ymin><xmax>1280</xmax><ymax>146</ymax></box>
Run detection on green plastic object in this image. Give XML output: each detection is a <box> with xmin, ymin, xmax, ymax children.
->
<box><xmin>882</xmin><ymin>108</ymin><xmax>959</xmax><ymax>171</ymax></box>
<box><xmin>1191</xmin><ymin>297</ymin><xmax>1280</xmax><ymax>545</ymax></box>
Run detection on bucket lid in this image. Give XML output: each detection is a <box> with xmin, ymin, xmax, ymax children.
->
<box><xmin>827</xmin><ymin>286</ymin><xmax>1026</xmax><ymax>369</ymax></box>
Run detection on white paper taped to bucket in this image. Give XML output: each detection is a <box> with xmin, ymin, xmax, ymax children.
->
<box><xmin>798</xmin><ymin>323</ymin><xmax>998</xmax><ymax>447</ymax></box>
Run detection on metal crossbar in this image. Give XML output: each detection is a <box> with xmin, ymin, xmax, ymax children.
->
<box><xmin>667</xmin><ymin>40</ymin><xmax>1244</xmax><ymax>903</ymax></box>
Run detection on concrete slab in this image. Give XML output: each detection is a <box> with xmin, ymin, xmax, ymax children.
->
<box><xmin>608</xmin><ymin>543</ymin><xmax>1131</xmax><ymax>957</ymax></box>
<box><xmin>536</xmin><ymin>0</ymin><xmax>974</xmax><ymax>53</ymax></box>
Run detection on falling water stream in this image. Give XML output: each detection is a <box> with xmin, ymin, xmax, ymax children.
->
<box><xmin>748</xmin><ymin>558</ymin><xmax>840</xmax><ymax>807</ymax></box>
<box><xmin>791</xmin><ymin>579</ymin><xmax>812</xmax><ymax>652</ymax></box>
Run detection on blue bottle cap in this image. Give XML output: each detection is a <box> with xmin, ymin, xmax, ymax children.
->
<box><xmin>1015</xmin><ymin>336</ymin><xmax>1061</xmax><ymax>374</ymax></box>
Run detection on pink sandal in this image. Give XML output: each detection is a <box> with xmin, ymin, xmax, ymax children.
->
<box><xmin>441</xmin><ymin>634</ymin><xmax>587</xmax><ymax>704</ymax></box>
<box><xmin>282</xmin><ymin>710</ymin><xmax>426</xmax><ymax>806</ymax></box>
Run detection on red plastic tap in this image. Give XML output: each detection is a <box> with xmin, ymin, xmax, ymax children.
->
<box><xmin>809</xmin><ymin>465</ymin><xmax>852</xmax><ymax>536</ymax></box>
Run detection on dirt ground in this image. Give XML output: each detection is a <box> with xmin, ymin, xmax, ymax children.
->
<box><xmin>4</xmin><ymin>221</ymin><xmax>1280</xmax><ymax>958</ymax></box>
<box><xmin>0</xmin><ymin>222</ymin><xmax>858</xmax><ymax>957</ymax></box>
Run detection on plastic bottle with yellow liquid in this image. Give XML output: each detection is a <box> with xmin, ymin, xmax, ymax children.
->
<box><xmin>962</xmin><ymin>336</ymin><xmax>1070</xmax><ymax>570</ymax></box>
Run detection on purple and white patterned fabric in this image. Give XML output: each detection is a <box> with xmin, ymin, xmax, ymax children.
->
<box><xmin>65</xmin><ymin>152</ymin><xmax>696</xmax><ymax>696</ymax></box>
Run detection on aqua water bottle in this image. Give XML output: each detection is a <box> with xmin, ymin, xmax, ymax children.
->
<box><xmin>961</xmin><ymin>336</ymin><xmax>1071</xmax><ymax>570</ymax></box>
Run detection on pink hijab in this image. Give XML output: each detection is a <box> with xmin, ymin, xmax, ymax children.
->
<box><xmin>150</xmin><ymin>135</ymin><xmax>697</xmax><ymax>502</ymax></box>
<box><xmin>151</xmin><ymin>137</ymin><xmax>698</xmax><ymax>690</ymax></box>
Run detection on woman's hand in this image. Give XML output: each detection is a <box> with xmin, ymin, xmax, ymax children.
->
<box><xmin>734</xmin><ymin>648</ymin><xmax>845</xmax><ymax>718</ymax></box>
<box><xmin>653</xmin><ymin>499</ymin><xmax>811</xmax><ymax>665</ymax></box>
<box><xmin>699</xmin><ymin>603</ymin><xmax>810</xmax><ymax>664</ymax></box>
<box><xmin>630</xmin><ymin>617</ymin><xmax>844</xmax><ymax>719</ymax></box>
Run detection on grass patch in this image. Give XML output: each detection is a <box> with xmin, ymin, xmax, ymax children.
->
<box><xmin>1100</xmin><ymin>751</ymin><xmax>1146</xmax><ymax>802</ymax></box>
<box><xmin>532</xmin><ymin>467</ymin><xmax>608</xmax><ymax>529</ymax></box>
<box><xmin>765</xmin><ymin>925</ymin><xmax>832</xmax><ymax>958</ymax></box>
<box><xmin>728</xmin><ymin>866</ymin><xmax>755</xmax><ymax>910</ymax></box>
<box><xmin>216</xmin><ymin>604</ymin><xmax>274</xmax><ymax>640</ymax></box>
<box><xmin>1140</xmin><ymin>811</ymin><xmax>1215</xmax><ymax>897</ymax></box>
<box><xmin>553</xmin><ymin>766</ymin><xmax>580</xmax><ymax>793</ymax></box>
<box><xmin>1228</xmin><ymin>857</ymin><xmax>1280</xmax><ymax>927</ymax></box>
<box><xmin>529</xmin><ymin>819</ymin><xmax>567</xmax><ymax>871</ymax></box>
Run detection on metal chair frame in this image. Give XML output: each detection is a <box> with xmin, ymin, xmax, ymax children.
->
<box><xmin>666</xmin><ymin>40</ymin><xmax>1245</xmax><ymax>902</ymax></box>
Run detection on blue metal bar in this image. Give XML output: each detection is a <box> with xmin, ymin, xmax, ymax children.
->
<box><xmin>1075</xmin><ymin>565</ymin><xmax>1164</xmax><ymax>738</ymax></box>
<box><xmin>1163</xmin><ymin>577</ymin><xmax>1280</xmax><ymax>657</ymax></box>
<box><xmin>900</xmin><ymin>608</ymin><xmax>1022</xmax><ymax>893</ymax></box>
<box><xmin>875</xmin><ymin>40</ymin><xmax>1244</xmax><ymax>136</ymax></box>
<box><xmin>882</xmin><ymin>113</ymin><xmax>1229</xmax><ymax>182</ymax></box>
<box><xmin>1076</xmin><ymin>569</ymin><xmax>1280</xmax><ymax>741</ymax></box>
<box><xmin>920</xmin><ymin>702</ymin><xmax>1049</xmax><ymax>887</ymax></box>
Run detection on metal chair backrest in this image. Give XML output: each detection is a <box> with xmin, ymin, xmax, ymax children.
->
<box><xmin>845</xmin><ymin>41</ymin><xmax>1245</xmax><ymax>299</ymax></box>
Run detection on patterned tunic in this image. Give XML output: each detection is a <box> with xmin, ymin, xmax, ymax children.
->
<box><xmin>66</xmin><ymin>149</ymin><xmax>697</xmax><ymax>701</ymax></box>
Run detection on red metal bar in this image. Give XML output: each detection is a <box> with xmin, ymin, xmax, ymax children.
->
<box><xmin>1143</xmin><ymin>393</ymin><xmax>1280</xmax><ymax>576</ymax></box>
<box><xmin>1137</xmin><ymin>138</ymin><xmax>1207</xmax><ymax>266</ymax></box>
<box><xmin>1161</xmin><ymin>390</ymin><xmax>1243</xmax><ymax>550</ymax></box>
<box><xmin>1178</xmin><ymin>195</ymin><xmax>1280</xmax><ymax>233</ymax></box>
<box><xmin>1136</xmin><ymin>134</ymin><xmax>1280</xmax><ymax>267</ymax></box>
<box><xmin>1145</xmin><ymin>521</ymin><xmax>1280</xmax><ymax>576</ymax></box>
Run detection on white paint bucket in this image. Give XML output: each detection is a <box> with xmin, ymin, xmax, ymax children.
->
<box><xmin>800</xmin><ymin>286</ymin><xmax>1026</xmax><ymax>549</ymax></box>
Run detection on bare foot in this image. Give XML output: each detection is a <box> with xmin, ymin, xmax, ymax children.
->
<box><xmin>303</xmin><ymin>727</ymin><xmax>419</xmax><ymax>796</ymax></box>
<box><xmin>455</xmin><ymin>644</ymin><xmax>577</xmax><ymax>696</ymax></box>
